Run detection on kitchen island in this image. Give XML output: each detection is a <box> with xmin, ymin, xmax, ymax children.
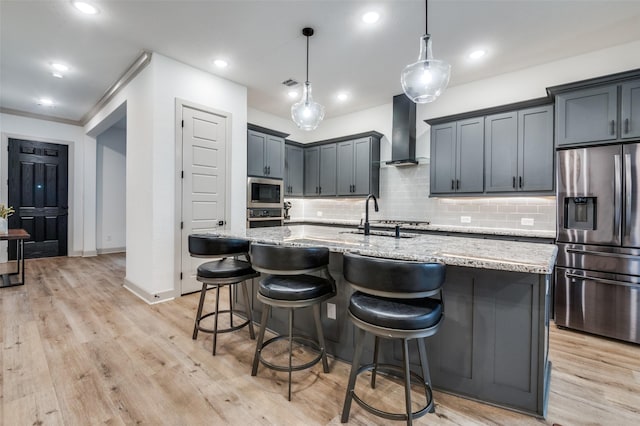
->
<box><xmin>215</xmin><ymin>225</ymin><xmax>557</xmax><ymax>417</ymax></box>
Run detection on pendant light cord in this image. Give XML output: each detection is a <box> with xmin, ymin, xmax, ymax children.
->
<box><xmin>425</xmin><ymin>0</ymin><xmax>429</xmax><ymax>35</ymax></box>
<box><xmin>306</xmin><ymin>35</ymin><xmax>310</xmax><ymax>83</ymax></box>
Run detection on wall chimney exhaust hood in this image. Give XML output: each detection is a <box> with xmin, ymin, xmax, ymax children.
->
<box><xmin>386</xmin><ymin>94</ymin><xmax>418</xmax><ymax>166</ymax></box>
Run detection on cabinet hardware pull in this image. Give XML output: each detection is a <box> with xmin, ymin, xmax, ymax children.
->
<box><xmin>512</xmin><ymin>176</ymin><xmax>516</xmax><ymax>188</ymax></box>
<box><xmin>267</xmin><ymin>166</ymin><xmax>271</xmax><ymax>175</ymax></box>
<box><xmin>451</xmin><ymin>180</ymin><xmax>455</xmax><ymax>190</ymax></box>
<box><xmin>319</xmin><ymin>186</ymin><xmax>322</xmax><ymax>194</ymax></box>
<box><xmin>625</xmin><ymin>118</ymin><xmax>630</xmax><ymax>134</ymax></box>
<box><xmin>217</xmin><ymin>220</ymin><xmax>225</xmax><ymax>226</ymax></box>
<box><xmin>519</xmin><ymin>176</ymin><xmax>523</xmax><ymax>188</ymax></box>
<box><xmin>316</xmin><ymin>186</ymin><xmax>318</xmax><ymax>194</ymax></box>
<box><xmin>610</xmin><ymin>120</ymin><xmax>615</xmax><ymax>135</ymax></box>
<box><xmin>264</xmin><ymin>166</ymin><xmax>267</xmax><ymax>175</ymax></box>
<box><xmin>456</xmin><ymin>179</ymin><xmax>460</xmax><ymax>190</ymax></box>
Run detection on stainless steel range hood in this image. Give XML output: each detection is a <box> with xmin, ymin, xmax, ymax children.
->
<box><xmin>386</xmin><ymin>94</ymin><xmax>418</xmax><ymax>166</ymax></box>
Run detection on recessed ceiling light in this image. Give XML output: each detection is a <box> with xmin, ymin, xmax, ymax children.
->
<box><xmin>288</xmin><ymin>90</ymin><xmax>299</xmax><ymax>99</ymax></box>
<box><xmin>38</xmin><ymin>98</ymin><xmax>54</xmax><ymax>106</ymax></box>
<box><xmin>337</xmin><ymin>92</ymin><xmax>349</xmax><ymax>102</ymax></box>
<box><xmin>52</xmin><ymin>72</ymin><xmax>64</xmax><ymax>79</ymax></box>
<box><xmin>213</xmin><ymin>59</ymin><xmax>228</xmax><ymax>68</ymax></box>
<box><xmin>73</xmin><ymin>1</ymin><xmax>99</xmax><ymax>15</ymax></box>
<box><xmin>469</xmin><ymin>49</ymin><xmax>487</xmax><ymax>60</ymax></box>
<box><xmin>362</xmin><ymin>11</ymin><xmax>380</xmax><ymax>24</ymax></box>
<box><xmin>51</xmin><ymin>63</ymin><xmax>69</xmax><ymax>72</ymax></box>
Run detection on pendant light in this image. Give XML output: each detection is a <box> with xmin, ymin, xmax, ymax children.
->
<box><xmin>401</xmin><ymin>0</ymin><xmax>451</xmax><ymax>103</ymax></box>
<box><xmin>291</xmin><ymin>27</ymin><xmax>325</xmax><ymax>131</ymax></box>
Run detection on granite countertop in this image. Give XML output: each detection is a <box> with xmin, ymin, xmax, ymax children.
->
<box><xmin>216</xmin><ymin>225</ymin><xmax>557</xmax><ymax>274</ymax></box>
<box><xmin>284</xmin><ymin>218</ymin><xmax>556</xmax><ymax>239</ymax></box>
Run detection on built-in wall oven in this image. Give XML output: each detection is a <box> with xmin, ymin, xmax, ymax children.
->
<box><xmin>556</xmin><ymin>144</ymin><xmax>640</xmax><ymax>344</ymax></box>
<box><xmin>247</xmin><ymin>177</ymin><xmax>283</xmax><ymax>228</ymax></box>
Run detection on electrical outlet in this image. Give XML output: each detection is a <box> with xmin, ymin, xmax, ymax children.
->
<box><xmin>460</xmin><ymin>216</ymin><xmax>471</xmax><ymax>223</ymax></box>
<box><xmin>521</xmin><ymin>217</ymin><xmax>535</xmax><ymax>226</ymax></box>
<box><xmin>327</xmin><ymin>303</ymin><xmax>336</xmax><ymax>320</ymax></box>
<box><xmin>317</xmin><ymin>211</ymin><xmax>323</xmax><ymax>217</ymax></box>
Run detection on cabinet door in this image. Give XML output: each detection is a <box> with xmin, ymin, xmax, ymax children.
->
<box><xmin>519</xmin><ymin>105</ymin><xmax>554</xmax><ymax>192</ymax></box>
<box><xmin>285</xmin><ymin>145</ymin><xmax>304</xmax><ymax>196</ymax></box>
<box><xmin>304</xmin><ymin>147</ymin><xmax>320</xmax><ymax>195</ymax></box>
<box><xmin>319</xmin><ymin>144</ymin><xmax>337</xmax><ymax>196</ymax></box>
<box><xmin>353</xmin><ymin>138</ymin><xmax>372</xmax><ymax>195</ymax></box>
<box><xmin>556</xmin><ymin>85</ymin><xmax>617</xmax><ymax>146</ymax></box>
<box><xmin>456</xmin><ymin>118</ymin><xmax>484</xmax><ymax>193</ymax></box>
<box><xmin>336</xmin><ymin>141</ymin><xmax>354</xmax><ymax>195</ymax></box>
<box><xmin>247</xmin><ymin>130</ymin><xmax>266</xmax><ymax>177</ymax></box>
<box><xmin>265</xmin><ymin>136</ymin><xmax>284</xmax><ymax>179</ymax></box>
<box><xmin>484</xmin><ymin>112</ymin><xmax>518</xmax><ymax>192</ymax></box>
<box><xmin>621</xmin><ymin>80</ymin><xmax>640</xmax><ymax>140</ymax></box>
<box><xmin>430</xmin><ymin>123</ymin><xmax>457</xmax><ymax>194</ymax></box>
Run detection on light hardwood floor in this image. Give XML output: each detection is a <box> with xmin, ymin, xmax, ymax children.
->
<box><xmin>1</xmin><ymin>254</ymin><xmax>639</xmax><ymax>425</ymax></box>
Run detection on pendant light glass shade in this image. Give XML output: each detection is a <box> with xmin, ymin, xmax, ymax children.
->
<box><xmin>291</xmin><ymin>27</ymin><xmax>324</xmax><ymax>131</ymax></box>
<box><xmin>291</xmin><ymin>81</ymin><xmax>325</xmax><ymax>131</ymax></box>
<box><xmin>401</xmin><ymin>34</ymin><xmax>451</xmax><ymax>103</ymax></box>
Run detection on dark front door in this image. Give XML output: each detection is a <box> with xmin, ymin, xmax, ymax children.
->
<box><xmin>8</xmin><ymin>139</ymin><xmax>68</xmax><ymax>259</ymax></box>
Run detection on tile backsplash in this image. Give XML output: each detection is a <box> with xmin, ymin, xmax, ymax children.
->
<box><xmin>286</xmin><ymin>163</ymin><xmax>556</xmax><ymax>232</ymax></box>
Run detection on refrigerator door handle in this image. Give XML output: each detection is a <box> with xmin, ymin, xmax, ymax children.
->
<box><xmin>625</xmin><ymin>153</ymin><xmax>632</xmax><ymax>237</ymax></box>
<box><xmin>614</xmin><ymin>154</ymin><xmax>622</xmax><ymax>238</ymax></box>
<box><xmin>565</xmin><ymin>272</ymin><xmax>639</xmax><ymax>289</ymax></box>
<box><xmin>565</xmin><ymin>248</ymin><xmax>640</xmax><ymax>260</ymax></box>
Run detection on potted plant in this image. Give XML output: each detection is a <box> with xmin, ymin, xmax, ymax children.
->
<box><xmin>0</xmin><ymin>203</ymin><xmax>15</xmax><ymax>234</ymax></box>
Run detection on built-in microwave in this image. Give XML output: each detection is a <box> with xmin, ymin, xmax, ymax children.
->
<box><xmin>247</xmin><ymin>177</ymin><xmax>283</xmax><ymax>209</ymax></box>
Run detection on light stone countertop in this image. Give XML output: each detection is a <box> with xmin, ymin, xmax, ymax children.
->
<box><xmin>284</xmin><ymin>218</ymin><xmax>556</xmax><ymax>239</ymax></box>
<box><xmin>216</xmin><ymin>225</ymin><xmax>557</xmax><ymax>274</ymax></box>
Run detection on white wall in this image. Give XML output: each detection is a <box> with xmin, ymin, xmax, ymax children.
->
<box><xmin>96</xmin><ymin>126</ymin><xmax>126</xmax><ymax>252</ymax></box>
<box><xmin>248</xmin><ymin>107</ymin><xmax>308</xmax><ymax>142</ymax></box>
<box><xmin>0</xmin><ymin>113</ymin><xmax>85</xmax><ymax>258</ymax></box>
<box><xmin>84</xmin><ymin>52</ymin><xmax>247</xmax><ymax>302</ymax></box>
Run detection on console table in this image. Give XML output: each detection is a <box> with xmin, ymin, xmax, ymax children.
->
<box><xmin>1</xmin><ymin>229</ymin><xmax>30</xmax><ymax>288</ymax></box>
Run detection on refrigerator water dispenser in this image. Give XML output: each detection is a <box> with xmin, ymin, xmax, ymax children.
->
<box><xmin>564</xmin><ymin>197</ymin><xmax>596</xmax><ymax>230</ymax></box>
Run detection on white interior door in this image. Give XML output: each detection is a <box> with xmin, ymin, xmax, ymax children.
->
<box><xmin>181</xmin><ymin>106</ymin><xmax>227</xmax><ymax>294</ymax></box>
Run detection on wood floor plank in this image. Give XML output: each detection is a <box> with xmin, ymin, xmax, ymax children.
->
<box><xmin>2</xmin><ymin>254</ymin><xmax>640</xmax><ymax>425</ymax></box>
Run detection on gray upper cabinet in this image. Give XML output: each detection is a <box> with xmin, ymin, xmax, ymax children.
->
<box><xmin>621</xmin><ymin>79</ymin><xmax>640</xmax><ymax>140</ymax></box>
<box><xmin>555</xmin><ymin>85</ymin><xmax>618</xmax><ymax>146</ymax></box>
<box><xmin>336</xmin><ymin>137</ymin><xmax>379</xmax><ymax>196</ymax></box>
<box><xmin>247</xmin><ymin>129</ymin><xmax>285</xmax><ymax>178</ymax></box>
<box><xmin>485</xmin><ymin>105</ymin><xmax>554</xmax><ymax>193</ymax></box>
<box><xmin>430</xmin><ymin>118</ymin><xmax>484</xmax><ymax>195</ymax></box>
<box><xmin>284</xmin><ymin>144</ymin><xmax>304</xmax><ymax>196</ymax></box>
<box><xmin>319</xmin><ymin>144</ymin><xmax>337</xmax><ymax>196</ymax></box>
<box><xmin>304</xmin><ymin>147</ymin><xmax>320</xmax><ymax>196</ymax></box>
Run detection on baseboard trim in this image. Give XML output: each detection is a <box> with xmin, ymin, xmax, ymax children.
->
<box><xmin>83</xmin><ymin>250</ymin><xmax>98</xmax><ymax>257</ymax></box>
<box><xmin>68</xmin><ymin>250</ymin><xmax>83</xmax><ymax>257</ymax></box>
<box><xmin>124</xmin><ymin>278</ymin><xmax>176</xmax><ymax>305</ymax></box>
<box><xmin>97</xmin><ymin>247</ymin><xmax>126</xmax><ymax>255</ymax></box>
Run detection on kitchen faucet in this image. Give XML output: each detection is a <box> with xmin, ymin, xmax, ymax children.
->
<box><xmin>364</xmin><ymin>194</ymin><xmax>379</xmax><ymax>236</ymax></box>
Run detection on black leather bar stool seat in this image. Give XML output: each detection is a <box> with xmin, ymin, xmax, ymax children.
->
<box><xmin>249</xmin><ymin>243</ymin><xmax>336</xmax><ymax>401</ymax></box>
<box><xmin>188</xmin><ymin>235</ymin><xmax>259</xmax><ymax>356</ymax></box>
<box><xmin>341</xmin><ymin>253</ymin><xmax>446</xmax><ymax>426</ymax></box>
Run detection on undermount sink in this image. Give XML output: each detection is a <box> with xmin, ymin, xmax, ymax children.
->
<box><xmin>340</xmin><ymin>230</ymin><xmax>418</xmax><ymax>239</ymax></box>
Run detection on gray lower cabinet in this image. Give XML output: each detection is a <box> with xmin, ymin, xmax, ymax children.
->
<box><xmin>336</xmin><ymin>137</ymin><xmax>380</xmax><ymax>196</ymax></box>
<box><xmin>247</xmin><ymin>129</ymin><xmax>284</xmax><ymax>179</ymax></box>
<box><xmin>555</xmin><ymin>85</ymin><xmax>618</xmax><ymax>146</ymax></box>
<box><xmin>485</xmin><ymin>105</ymin><xmax>553</xmax><ymax>192</ymax></box>
<box><xmin>284</xmin><ymin>144</ymin><xmax>303</xmax><ymax>196</ymax></box>
<box><xmin>304</xmin><ymin>147</ymin><xmax>320</xmax><ymax>196</ymax></box>
<box><xmin>621</xmin><ymin>79</ymin><xmax>640</xmax><ymax>140</ymax></box>
<box><xmin>430</xmin><ymin>118</ymin><xmax>484</xmax><ymax>195</ymax></box>
<box><xmin>232</xmin><ymin>255</ymin><xmax>550</xmax><ymax>417</ymax></box>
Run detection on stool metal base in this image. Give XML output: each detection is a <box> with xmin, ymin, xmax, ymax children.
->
<box><xmin>192</xmin><ymin>278</ymin><xmax>256</xmax><ymax>355</ymax></box>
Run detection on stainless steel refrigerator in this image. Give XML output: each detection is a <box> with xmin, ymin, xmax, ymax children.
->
<box><xmin>556</xmin><ymin>143</ymin><xmax>640</xmax><ymax>344</ymax></box>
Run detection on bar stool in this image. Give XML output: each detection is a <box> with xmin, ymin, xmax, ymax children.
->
<box><xmin>340</xmin><ymin>252</ymin><xmax>445</xmax><ymax>425</ymax></box>
<box><xmin>249</xmin><ymin>242</ymin><xmax>336</xmax><ymax>401</ymax></box>
<box><xmin>188</xmin><ymin>235</ymin><xmax>259</xmax><ymax>355</ymax></box>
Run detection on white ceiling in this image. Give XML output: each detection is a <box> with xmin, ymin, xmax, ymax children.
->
<box><xmin>2</xmin><ymin>0</ymin><xmax>640</xmax><ymax>124</ymax></box>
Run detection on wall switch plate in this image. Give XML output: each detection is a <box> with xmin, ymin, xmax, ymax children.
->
<box><xmin>460</xmin><ymin>216</ymin><xmax>471</xmax><ymax>223</ymax></box>
<box><xmin>521</xmin><ymin>217</ymin><xmax>535</xmax><ymax>226</ymax></box>
<box><xmin>327</xmin><ymin>303</ymin><xmax>336</xmax><ymax>320</ymax></box>
<box><xmin>317</xmin><ymin>211</ymin><xmax>323</xmax><ymax>217</ymax></box>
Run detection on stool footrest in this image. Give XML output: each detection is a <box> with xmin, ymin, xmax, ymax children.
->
<box><xmin>193</xmin><ymin>309</ymin><xmax>253</xmax><ymax>336</ymax></box>
<box><xmin>350</xmin><ymin>363</ymin><xmax>434</xmax><ymax>422</ymax></box>
<box><xmin>257</xmin><ymin>334</ymin><xmax>324</xmax><ymax>372</ymax></box>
